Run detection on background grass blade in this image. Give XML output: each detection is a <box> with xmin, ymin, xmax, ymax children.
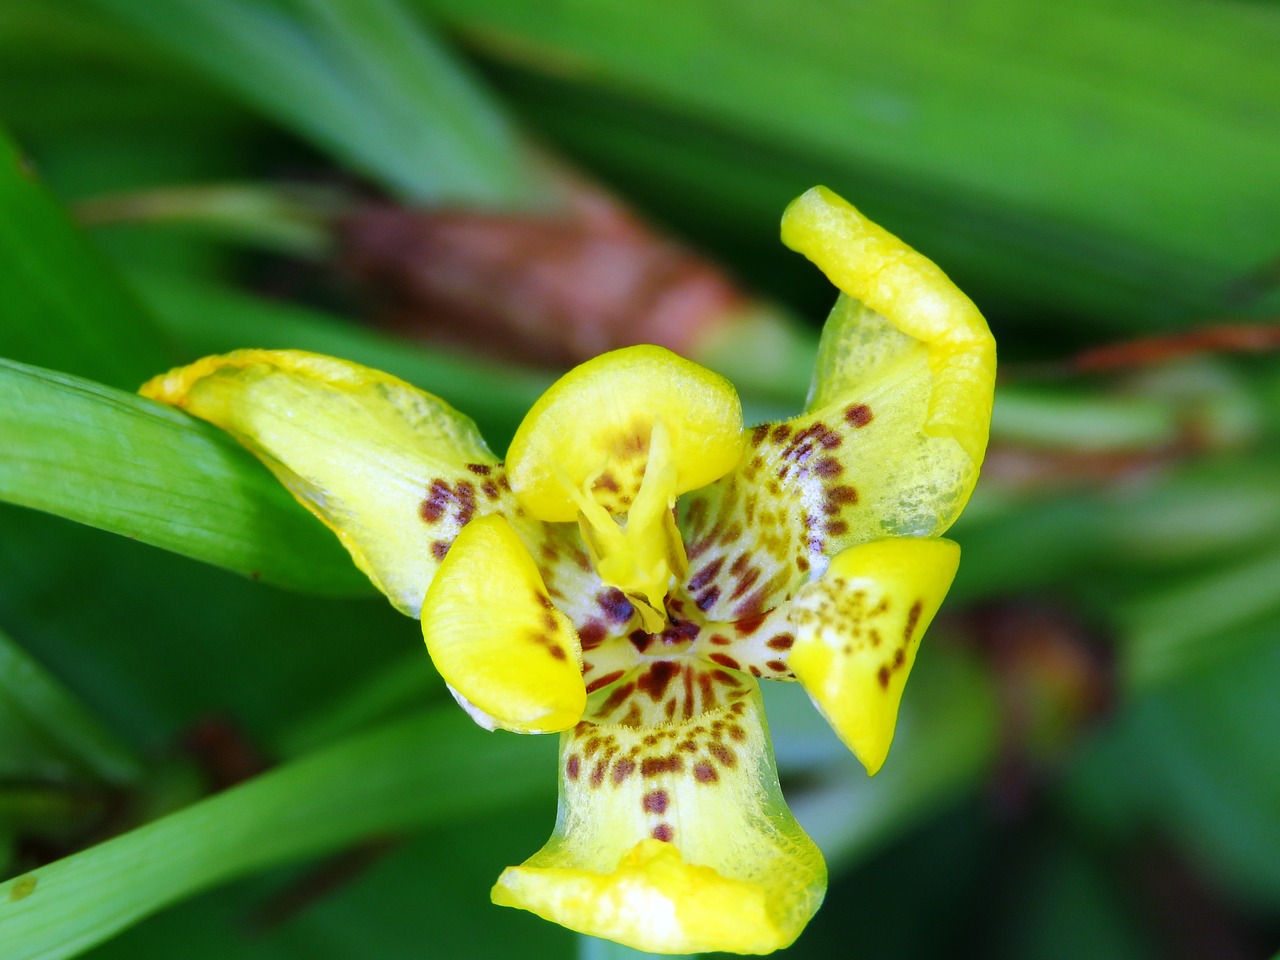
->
<box><xmin>0</xmin><ymin>358</ymin><xmax>367</xmax><ymax>595</ymax></box>
<box><xmin>0</xmin><ymin>126</ymin><xmax>171</xmax><ymax>388</ymax></box>
<box><xmin>0</xmin><ymin>627</ymin><xmax>142</xmax><ymax>786</ymax></box>
<box><xmin>418</xmin><ymin>0</ymin><xmax>1280</xmax><ymax>329</ymax></box>
<box><xmin>84</xmin><ymin>0</ymin><xmax>545</xmax><ymax>207</ymax></box>
<box><xmin>1120</xmin><ymin>547</ymin><xmax>1280</xmax><ymax>692</ymax></box>
<box><xmin>130</xmin><ymin>271</ymin><xmax>549</xmax><ymax>445</ymax></box>
<box><xmin>0</xmin><ymin>706</ymin><xmax>555</xmax><ymax>960</ymax></box>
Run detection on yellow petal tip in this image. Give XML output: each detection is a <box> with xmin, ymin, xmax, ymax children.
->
<box><xmin>790</xmin><ymin>537</ymin><xmax>960</xmax><ymax>774</ymax></box>
<box><xmin>493</xmin><ymin>839</ymin><xmax>806</xmax><ymax>955</ymax></box>
<box><xmin>781</xmin><ymin>186</ymin><xmax>995</xmax><ymax>470</ymax></box>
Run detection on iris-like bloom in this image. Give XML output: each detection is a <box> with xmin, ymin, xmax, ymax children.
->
<box><xmin>141</xmin><ymin>188</ymin><xmax>995</xmax><ymax>954</ymax></box>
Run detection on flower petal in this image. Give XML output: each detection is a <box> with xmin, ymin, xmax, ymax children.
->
<box><xmin>788</xmin><ymin>536</ymin><xmax>960</xmax><ymax>775</ymax></box>
<box><xmin>680</xmin><ymin>187</ymin><xmax>994</xmax><ymax>620</ymax></box>
<box><xmin>141</xmin><ymin>350</ymin><xmax>506</xmax><ymax>616</ymax></box>
<box><xmin>782</xmin><ymin>186</ymin><xmax>996</xmax><ymax>530</ymax></box>
<box><xmin>491</xmin><ymin>671</ymin><xmax>826</xmax><ymax>954</ymax></box>
<box><xmin>506</xmin><ymin>345</ymin><xmax>743</xmax><ymax>522</ymax></box>
<box><xmin>422</xmin><ymin>513</ymin><xmax>585</xmax><ymax>733</ymax></box>
<box><xmin>783</xmin><ymin>187</ymin><xmax>994</xmax><ymax>456</ymax></box>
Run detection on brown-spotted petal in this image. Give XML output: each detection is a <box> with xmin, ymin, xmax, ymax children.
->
<box><xmin>680</xmin><ymin>186</ymin><xmax>994</xmax><ymax>621</ymax></box>
<box><xmin>492</xmin><ymin>670</ymin><xmax>825</xmax><ymax>954</ymax></box>
<box><xmin>141</xmin><ymin>349</ymin><xmax>507</xmax><ymax>616</ymax></box>
<box><xmin>789</xmin><ymin>536</ymin><xmax>960</xmax><ymax>775</ymax></box>
<box><xmin>422</xmin><ymin>514</ymin><xmax>585</xmax><ymax>734</ymax></box>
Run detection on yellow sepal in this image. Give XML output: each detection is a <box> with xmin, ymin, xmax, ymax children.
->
<box><xmin>140</xmin><ymin>350</ymin><xmax>501</xmax><ymax>617</ymax></box>
<box><xmin>506</xmin><ymin>345</ymin><xmax>744</xmax><ymax>522</ymax></box>
<box><xmin>678</xmin><ymin>189</ymin><xmax>995</xmax><ymax>621</ymax></box>
<box><xmin>421</xmin><ymin>514</ymin><xmax>585</xmax><ymax>734</ymax></box>
<box><xmin>789</xmin><ymin>537</ymin><xmax>960</xmax><ymax>775</ymax></box>
<box><xmin>492</xmin><ymin>674</ymin><xmax>825</xmax><ymax>954</ymax></box>
<box><xmin>781</xmin><ymin>186</ymin><xmax>996</xmax><ymax>468</ymax></box>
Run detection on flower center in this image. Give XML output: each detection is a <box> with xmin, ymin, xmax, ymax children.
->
<box><xmin>505</xmin><ymin>345</ymin><xmax>746</xmax><ymax>632</ymax></box>
<box><xmin>563</xmin><ymin>418</ymin><xmax>688</xmax><ymax>633</ymax></box>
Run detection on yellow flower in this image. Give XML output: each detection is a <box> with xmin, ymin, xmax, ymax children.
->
<box><xmin>140</xmin><ymin>187</ymin><xmax>996</xmax><ymax>955</ymax></box>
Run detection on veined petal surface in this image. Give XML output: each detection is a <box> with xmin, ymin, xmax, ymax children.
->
<box><xmin>141</xmin><ymin>349</ymin><xmax>507</xmax><ymax>615</ymax></box>
<box><xmin>493</xmin><ymin>672</ymin><xmax>825</xmax><ymax>954</ymax></box>
<box><xmin>785</xmin><ymin>185</ymin><xmax>996</xmax><ymax>529</ymax></box>
<box><xmin>789</xmin><ymin>537</ymin><xmax>960</xmax><ymax>774</ymax></box>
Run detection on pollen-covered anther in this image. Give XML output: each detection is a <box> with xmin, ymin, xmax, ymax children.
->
<box><xmin>563</xmin><ymin>418</ymin><xmax>689</xmax><ymax>632</ymax></box>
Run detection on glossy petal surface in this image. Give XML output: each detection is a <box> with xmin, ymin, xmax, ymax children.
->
<box><xmin>784</xmin><ymin>185</ymin><xmax>996</xmax><ymax>469</ymax></box>
<box><xmin>507</xmin><ymin>345</ymin><xmax>744</xmax><ymax>522</ymax></box>
<box><xmin>680</xmin><ymin>186</ymin><xmax>995</xmax><ymax>622</ymax></box>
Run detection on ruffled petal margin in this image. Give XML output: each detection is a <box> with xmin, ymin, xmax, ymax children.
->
<box><xmin>678</xmin><ymin>185</ymin><xmax>993</xmax><ymax>629</ymax></box>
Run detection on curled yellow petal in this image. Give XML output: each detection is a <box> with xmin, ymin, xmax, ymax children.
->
<box><xmin>781</xmin><ymin>185</ymin><xmax>996</xmax><ymax>468</ymax></box>
<box><xmin>492</xmin><ymin>671</ymin><xmax>825</xmax><ymax>954</ymax></box>
<box><xmin>506</xmin><ymin>345</ymin><xmax>744</xmax><ymax>522</ymax></box>
<box><xmin>680</xmin><ymin>189</ymin><xmax>994</xmax><ymax>622</ymax></box>
<box><xmin>422</xmin><ymin>514</ymin><xmax>585</xmax><ymax>734</ymax></box>
<box><xmin>789</xmin><ymin>537</ymin><xmax>960</xmax><ymax>775</ymax></box>
<box><xmin>141</xmin><ymin>350</ymin><xmax>505</xmax><ymax>617</ymax></box>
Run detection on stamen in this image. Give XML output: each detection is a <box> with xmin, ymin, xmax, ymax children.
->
<box><xmin>555</xmin><ymin>418</ymin><xmax>688</xmax><ymax>632</ymax></box>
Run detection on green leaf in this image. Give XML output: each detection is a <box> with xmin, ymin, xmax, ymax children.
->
<box><xmin>1070</xmin><ymin>638</ymin><xmax>1280</xmax><ymax>907</ymax></box>
<box><xmin>0</xmin><ymin>126</ymin><xmax>171</xmax><ymax>388</ymax></box>
<box><xmin>84</xmin><ymin>0</ymin><xmax>545</xmax><ymax>207</ymax></box>
<box><xmin>0</xmin><ymin>706</ymin><xmax>555</xmax><ymax>959</ymax></box>
<box><xmin>84</xmin><ymin>809</ymin><xmax>573</xmax><ymax>960</ymax></box>
<box><xmin>0</xmin><ymin>627</ymin><xmax>142</xmax><ymax>786</ymax></box>
<box><xmin>998</xmin><ymin>841</ymin><xmax>1157</xmax><ymax>960</ymax></box>
<box><xmin>992</xmin><ymin>388</ymin><xmax>1180</xmax><ymax>453</ymax></box>
<box><xmin>276</xmin><ymin>651</ymin><xmax>441</xmax><ymax>758</ymax></box>
<box><xmin>1120</xmin><ymin>546</ymin><xmax>1280</xmax><ymax>692</ymax></box>
<box><xmin>1105</xmin><ymin>456</ymin><xmax>1280</xmax><ymax>568</ymax></box>
<box><xmin>0</xmin><ymin>357</ymin><xmax>367</xmax><ymax>595</ymax></box>
<box><xmin>423</xmin><ymin>0</ymin><xmax>1280</xmax><ymax>327</ymax></box>
<box><xmin>0</xmin><ymin>502</ymin><xmax>409</xmax><ymax>751</ymax></box>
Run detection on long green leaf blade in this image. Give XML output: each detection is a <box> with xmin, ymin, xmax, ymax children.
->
<box><xmin>0</xmin><ymin>358</ymin><xmax>367</xmax><ymax>595</ymax></box>
<box><xmin>130</xmin><ymin>271</ymin><xmax>549</xmax><ymax>444</ymax></box>
<box><xmin>421</xmin><ymin>0</ymin><xmax>1280</xmax><ymax>326</ymax></box>
<box><xmin>0</xmin><ymin>627</ymin><xmax>142</xmax><ymax>786</ymax></box>
<box><xmin>0</xmin><ymin>127</ymin><xmax>170</xmax><ymax>388</ymax></box>
<box><xmin>84</xmin><ymin>0</ymin><xmax>544</xmax><ymax>206</ymax></box>
<box><xmin>0</xmin><ymin>707</ymin><xmax>554</xmax><ymax>959</ymax></box>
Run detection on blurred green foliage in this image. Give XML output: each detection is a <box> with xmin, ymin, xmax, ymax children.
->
<box><xmin>0</xmin><ymin>0</ymin><xmax>1278</xmax><ymax>957</ymax></box>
